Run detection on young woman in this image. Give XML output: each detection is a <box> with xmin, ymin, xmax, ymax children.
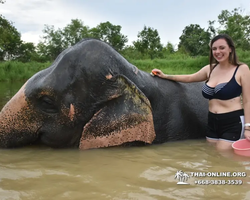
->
<box><xmin>152</xmin><ymin>34</ymin><xmax>250</xmax><ymax>150</ymax></box>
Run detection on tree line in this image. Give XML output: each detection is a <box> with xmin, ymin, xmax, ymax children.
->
<box><xmin>1</xmin><ymin>6</ymin><xmax>250</xmax><ymax>62</ymax></box>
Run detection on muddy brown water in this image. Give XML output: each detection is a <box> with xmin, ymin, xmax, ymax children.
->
<box><xmin>0</xmin><ymin>82</ymin><xmax>250</xmax><ymax>200</ymax></box>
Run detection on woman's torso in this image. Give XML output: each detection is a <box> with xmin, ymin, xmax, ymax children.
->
<box><xmin>202</xmin><ymin>64</ymin><xmax>243</xmax><ymax>113</ymax></box>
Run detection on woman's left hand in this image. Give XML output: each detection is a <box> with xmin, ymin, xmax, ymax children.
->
<box><xmin>244</xmin><ymin>130</ymin><xmax>250</xmax><ymax>141</ymax></box>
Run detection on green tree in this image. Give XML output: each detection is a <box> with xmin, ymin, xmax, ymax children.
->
<box><xmin>120</xmin><ymin>45</ymin><xmax>145</xmax><ymax>60</ymax></box>
<box><xmin>37</xmin><ymin>19</ymin><xmax>93</xmax><ymax>61</ymax></box>
<box><xmin>178</xmin><ymin>24</ymin><xmax>210</xmax><ymax>56</ymax></box>
<box><xmin>133</xmin><ymin>26</ymin><xmax>163</xmax><ymax>59</ymax></box>
<box><xmin>161</xmin><ymin>42</ymin><xmax>176</xmax><ymax>59</ymax></box>
<box><xmin>37</xmin><ymin>25</ymin><xmax>64</xmax><ymax>61</ymax></box>
<box><xmin>0</xmin><ymin>15</ymin><xmax>22</xmax><ymax>61</ymax></box>
<box><xmin>90</xmin><ymin>21</ymin><xmax>128</xmax><ymax>51</ymax></box>
<box><xmin>207</xmin><ymin>20</ymin><xmax>217</xmax><ymax>39</ymax></box>
<box><xmin>16</xmin><ymin>42</ymin><xmax>37</xmax><ymax>62</ymax></box>
<box><xmin>165</xmin><ymin>42</ymin><xmax>175</xmax><ymax>54</ymax></box>
<box><xmin>62</xmin><ymin>19</ymin><xmax>90</xmax><ymax>47</ymax></box>
<box><xmin>217</xmin><ymin>7</ymin><xmax>250</xmax><ymax>50</ymax></box>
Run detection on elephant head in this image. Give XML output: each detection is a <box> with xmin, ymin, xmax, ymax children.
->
<box><xmin>0</xmin><ymin>39</ymin><xmax>155</xmax><ymax>149</ymax></box>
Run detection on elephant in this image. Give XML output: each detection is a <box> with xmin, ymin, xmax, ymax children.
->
<box><xmin>0</xmin><ymin>38</ymin><xmax>208</xmax><ymax>150</ymax></box>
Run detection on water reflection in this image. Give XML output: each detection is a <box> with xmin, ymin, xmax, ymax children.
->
<box><xmin>0</xmin><ymin>82</ymin><xmax>250</xmax><ymax>200</ymax></box>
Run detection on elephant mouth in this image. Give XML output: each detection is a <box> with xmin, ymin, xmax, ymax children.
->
<box><xmin>36</xmin><ymin>126</ymin><xmax>43</xmax><ymax>138</ymax></box>
<box><xmin>23</xmin><ymin>125</ymin><xmax>49</xmax><ymax>147</ymax></box>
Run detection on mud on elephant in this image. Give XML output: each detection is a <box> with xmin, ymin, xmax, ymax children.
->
<box><xmin>0</xmin><ymin>39</ymin><xmax>208</xmax><ymax>149</ymax></box>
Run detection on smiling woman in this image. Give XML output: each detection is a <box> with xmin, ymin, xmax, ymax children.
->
<box><xmin>151</xmin><ymin>34</ymin><xmax>250</xmax><ymax>151</ymax></box>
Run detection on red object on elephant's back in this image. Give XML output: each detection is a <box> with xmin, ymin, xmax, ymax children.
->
<box><xmin>152</xmin><ymin>71</ymin><xmax>157</xmax><ymax>75</ymax></box>
<box><xmin>232</xmin><ymin>139</ymin><xmax>250</xmax><ymax>157</ymax></box>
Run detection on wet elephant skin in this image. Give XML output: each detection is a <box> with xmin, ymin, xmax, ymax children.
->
<box><xmin>0</xmin><ymin>38</ymin><xmax>208</xmax><ymax>149</ymax></box>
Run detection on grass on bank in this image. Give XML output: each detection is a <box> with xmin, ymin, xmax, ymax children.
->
<box><xmin>0</xmin><ymin>61</ymin><xmax>51</xmax><ymax>82</ymax></box>
<box><xmin>0</xmin><ymin>57</ymin><xmax>209</xmax><ymax>82</ymax></box>
<box><xmin>0</xmin><ymin>50</ymin><xmax>249</xmax><ymax>82</ymax></box>
<box><xmin>130</xmin><ymin>56</ymin><xmax>209</xmax><ymax>74</ymax></box>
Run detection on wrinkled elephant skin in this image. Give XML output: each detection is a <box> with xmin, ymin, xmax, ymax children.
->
<box><xmin>0</xmin><ymin>39</ymin><xmax>208</xmax><ymax>149</ymax></box>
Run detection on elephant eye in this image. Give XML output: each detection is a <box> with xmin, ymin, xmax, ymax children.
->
<box><xmin>39</xmin><ymin>96</ymin><xmax>58</xmax><ymax>113</ymax></box>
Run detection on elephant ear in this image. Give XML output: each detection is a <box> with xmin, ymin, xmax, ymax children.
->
<box><xmin>79</xmin><ymin>75</ymin><xmax>155</xmax><ymax>150</ymax></box>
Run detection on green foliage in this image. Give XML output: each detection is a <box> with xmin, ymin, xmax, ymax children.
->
<box><xmin>1</xmin><ymin>48</ymin><xmax>250</xmax><ymax>82</ymax></box>
<box><xmin>0</xmin><ymin>61</ymin><xmax>50</xmax><ymax>81</ymax></box>
<box><xmin>0</xmin><ymin>56</ymin><xmax>207</xmax><ymax>82</ymax></box>
<box><xmin>36</xmin><ymin>20</ymin><xmax>128</xmax><ymax>60</ymax></box>
<box><xmin>133</xmin><ymin>26</ymin><xmax>163</xmax><ymax>60</ymax></box>
<box><xmin>130</xmin><ymin>56</ymin><xmax>208</xmax><ymax>74</ymax></box>
<box><xmin>16</xmin><ymin>42</ymin><xmax>37</xmax><ymax>62</ymax></box>
<box><xmin>178</xmin><ymin>24</ymin><xmax>211</xmax><ymax>56</ymax></box>
<box><xmin>63</xmin><ymin>19</ymin><xmax>90</xmax><ymax>47</ymax></box>
<box><xmin>237</xmin><ymin>48</ymin><xmax>250</xmax><ymax>65</ymax></box>
<box><xmin>159</xmin><ymin>42</ymin><xmax>178</xmax><ymax>59</ymax></box>
<box><xmin>120</xmin><ymin>45</ymin><xmax>145</xmax><ymax>60</ymax></box>
<box><xmin>207</xmin><ymin>20</ymin><xmax>217</xmax><ymax>38</ymax></box>
<box><xmin>164</xmin><ymin>42</ymin><xmax>175</xmax><ymax>54</ymax></box>
<box><xmin>0</xmin><ymin>15</ymin><xmax>39</xmax><ymax>62</ymax></box>
<box><xmin>90</xmin><ymin>21</ymin><xmax>128</xmax><ymax>51</ymax></box>
<box><xmin>0</xmin><ymin>15</ymin><xmax>22</xmax><ymax>61</ymax></box>
<box><xmin>217</xmin><ymin>8</ymin><xmax>250</xmax><ymax>50</ymax></box>
<box><xmin>1</xmin><ymin>6</ymin><xmax>250</xmax><ymax>63</ymax></box>
<box><xmin>37</xmin><ymin>19</ymin><xmax>90</xmax><ymax>61</ymax></box>
<box><xmin>37</xmin><ymin>25</ymin><xmax>65</xmax><ymax>61</ymax></box>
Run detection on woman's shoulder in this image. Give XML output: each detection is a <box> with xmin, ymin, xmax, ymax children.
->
<box><xmin>202</xmin><ymin>64</ymin><xmax>211</xmax><ymax>70</ymax></box>
<box><xmin>237</xmin><ymin>63</ymin><xmax>250</xmax><ymax>78</ymax></box>
<box><xmin>238</xmin><ymin>63</ymin><xmax>249</xmax><ymax>71</ymax></box>
<box><xmin>203</xmin><ymin>63</ymin><xmax>217</xmax><ymax>70</ymax></box>
<box><xmin>201</xmin><ymin>64</ymin><xmax>214</xmax><ymax>73</ymax></box>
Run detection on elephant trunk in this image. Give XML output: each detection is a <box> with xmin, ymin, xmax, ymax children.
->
<box><xmin>0</xmin><ymin>85</ymin><xmax>40</xmax><ymax>148</ymax></box>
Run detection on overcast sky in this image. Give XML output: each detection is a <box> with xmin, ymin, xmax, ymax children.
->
<box><xmin>1</xmin><ymin>0</ymin><xmax>250</xmax><ymax>47</ymax></box>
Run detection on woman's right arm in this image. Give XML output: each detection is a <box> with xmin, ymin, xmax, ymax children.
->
<box><xmin>152</xmin><ymin>65</ymin><xmax>210</xmax><ymax>83</ymax></box>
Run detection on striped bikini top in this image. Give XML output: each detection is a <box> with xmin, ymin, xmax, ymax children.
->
<box><xmin>202</xmin><ymin>65</ymin><xmax>242</xmax><ymax>100</ymax></box>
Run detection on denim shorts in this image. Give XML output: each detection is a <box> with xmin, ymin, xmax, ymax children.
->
<box><xmin>206</xmin><ymin>109</ymin><xmax>244</xmax><ymax>142</ymax></box>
